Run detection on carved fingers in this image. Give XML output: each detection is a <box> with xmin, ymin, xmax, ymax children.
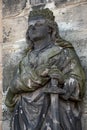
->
<box><xmin>62</xmin><ymin>78</ymin><xmax>80</xmax><ymax>100</ymax></box>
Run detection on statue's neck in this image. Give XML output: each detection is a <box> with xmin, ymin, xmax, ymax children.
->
<box><xmin>33</xmin><ymin>36</ymin><xmax>53</xmax><ymax>51</ymax></box>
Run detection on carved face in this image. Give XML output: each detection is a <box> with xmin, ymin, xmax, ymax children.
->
<box><xmin>28</xmin><ymin>18</ymin><xmax>50</xmax><ymax>41</ymax></box>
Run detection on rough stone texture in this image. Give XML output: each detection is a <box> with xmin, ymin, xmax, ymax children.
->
<box><xmin>0</xmin><ymin>1</ymin><xmax>2</xmax><ymax>42</ymax></box>
<box><xmin>55</xmin><ymin>0</ymin><xmax>85</xmax><ymax>6</ymax></box>
<box><xmin>3</xmin><ymin>0</ymin><xmax>27</xmax><ymax>17</ymax></box>
<box><xmin>2</xmin><ymin>0</ymin><xmax>87</xmax><ymax>130</ymax></box>
<box><xmin>0</xmin><ymin>0</ymin><xmax>2</xmax><ymax>130</ymax></box>
<box><xmin>2</xmin><ymin>41</ymin><xmax>28</xmax><ymax>91</ymax></box>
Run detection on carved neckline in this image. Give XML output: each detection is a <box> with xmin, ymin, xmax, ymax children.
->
<box><xmin>32</xmin><ymin>41</ymin><xmax>54</xmax><ymax>54</ymax></box>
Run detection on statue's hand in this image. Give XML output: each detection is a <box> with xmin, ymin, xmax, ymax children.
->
<box><xmin>62</xmin><ymin>78</ymin><xmax>80</xmax><ymax>100</ymax></box>
<box><xmin>48</xmin><ymin>67</ymin><xmax>64</xmax><ymax>84</ymax></box>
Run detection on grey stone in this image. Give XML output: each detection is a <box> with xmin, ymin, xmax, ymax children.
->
<box><xmin>2</xmin><ymin>0</ymin><xmax>87</xmax><ymax>130</ymax></box>
<box><xmin>3</xmin><ymin>0</ymin><xmax>27</xmax><ymax>17</ymax></box>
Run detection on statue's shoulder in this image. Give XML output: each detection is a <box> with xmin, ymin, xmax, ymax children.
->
<box><xmin>20</xmin><ymin>51</ymin><xmax>31</xmax><ymax>66</ymax></box>
<box><xmin>55</xmin><ymin>38</ymin><xmax>74</xmax><ymax>49</ymax></box>
<box><xmin>55</xmin><ymin>39</ymin><xmax>76</xmax><ymax>54</ymax></box>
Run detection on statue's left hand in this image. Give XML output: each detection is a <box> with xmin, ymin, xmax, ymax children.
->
<box><xmin>62</xmin><ymin>78</ymin><xmax>80</xmax><ymax>100</ymax></box>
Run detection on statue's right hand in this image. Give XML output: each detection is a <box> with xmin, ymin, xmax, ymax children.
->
<box><xmin>48</xmin><ymin>67</ymin><xmax>64</xmax><ymax>84</ymax></box>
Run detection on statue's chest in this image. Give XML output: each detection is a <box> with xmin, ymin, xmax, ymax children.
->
<box><xmin>28</xmin><ymin>46</ymin><xmax>62</xmax><ymax>68</ymax></box>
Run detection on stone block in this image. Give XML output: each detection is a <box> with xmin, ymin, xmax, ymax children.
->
<box><xmin>3</xmin><ymin>0</ymin><xmax>26</xmax><ymax>17</ymax></box>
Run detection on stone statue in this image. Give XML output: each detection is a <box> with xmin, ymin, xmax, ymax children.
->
<box><xmin>5</xmin><ymin>8</ymin><xmax>85</xmax><ymax>130</ymax></box>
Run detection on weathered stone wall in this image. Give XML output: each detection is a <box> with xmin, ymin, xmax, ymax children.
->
<box><xmin>2</xmin><ymin>0</ymin><xmax>87</xmax><ymax>130</ymax></box>
<box><xmin>3</xmin><ymin>0</ymin><xmax>27</xmax><ymax>17</ymax></box>
<box><xmin>0</xmin><ymin>1</ymin><xmax>2</xmax><ymax>130</ymax></box>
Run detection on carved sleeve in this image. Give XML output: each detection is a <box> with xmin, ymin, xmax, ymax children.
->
<box><xmin>62</xmin><ymin>48</ymin><xmax>85</xmax><ymax>100</ymax></box>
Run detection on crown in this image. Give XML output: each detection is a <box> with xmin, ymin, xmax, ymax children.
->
<box><xmin>28</xmin><ymin>8</ymin><xmax>55</xmax><ymax>21</ymax></box>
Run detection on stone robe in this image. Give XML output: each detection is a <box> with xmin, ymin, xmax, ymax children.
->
<box><xmin>5</xmin><ymin>42</ymin><xmax>85</xmax><ymax>130</ymax></box>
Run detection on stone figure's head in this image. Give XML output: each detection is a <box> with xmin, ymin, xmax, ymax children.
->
<box><xmin>26</xmin><ymin>8</ymin><xmax>60</xmax><ymax>50</ymax></box>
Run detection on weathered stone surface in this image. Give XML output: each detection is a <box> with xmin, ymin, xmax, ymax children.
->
<box><xmin>2</xmin><ymin>120</ymin><xmax>10</xmax><ymax>130</ymax></box>
<box><xmin>0</xmin><ymin>45</ymin><xmax>2</xmax><ymax>65</ymax></box>
<box><xmin>2</xmin><ymin>0</ymin><xmax>87</xmax><ymax>130</ymax></box>
<box><xmin>53</xmin><ymin>1</ymin><xmax>87</xmax><ymax>70</ymax></box>
<box><xmin>3</xmin><ymin>16</ymin><xmax>28</xmax><ymax>43</ymax></box>
<box><xmin>55</xmin><ymin>0</ymin><xmax>86</xmax><ymax>7</ymax></box>
<box><xmin>0</xmin><ymin>1</ymin><xmax>2</xmax><ymax>130</ymax></box>
<box><xmin>0</xmin><ymin>104</ymin><xmax>2</xmax><ymax>121</ymax></box>
<box><xmin>0</xmin><ymin>0</ymin><xmax>2</xmax><ymax>42</ymax></box>
<box><xmin>3</xmin><ymin>0</ymin><xmax>27</xmax><ymax>17</ymax></box>
<box><xmin>2</xmin><ymin>41</ymin><xmax>28</xmax><ymax>91</ymax></box>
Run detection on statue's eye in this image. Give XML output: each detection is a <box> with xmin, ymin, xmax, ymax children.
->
<box><xmin>35</xmin><ymin>22</ymin><xmax>44</xmax><ymax>26</ymax></box>
<box><xmin>29</xmin><ymin>25</ymin><xmax>34</xmax><ymax>29</ymax></box>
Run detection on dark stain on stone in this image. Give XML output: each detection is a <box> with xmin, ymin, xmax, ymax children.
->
<box><xmin>3</xmin><ymin>27</ymin><xmax>12</xmax><ymax>43</ymax></box>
